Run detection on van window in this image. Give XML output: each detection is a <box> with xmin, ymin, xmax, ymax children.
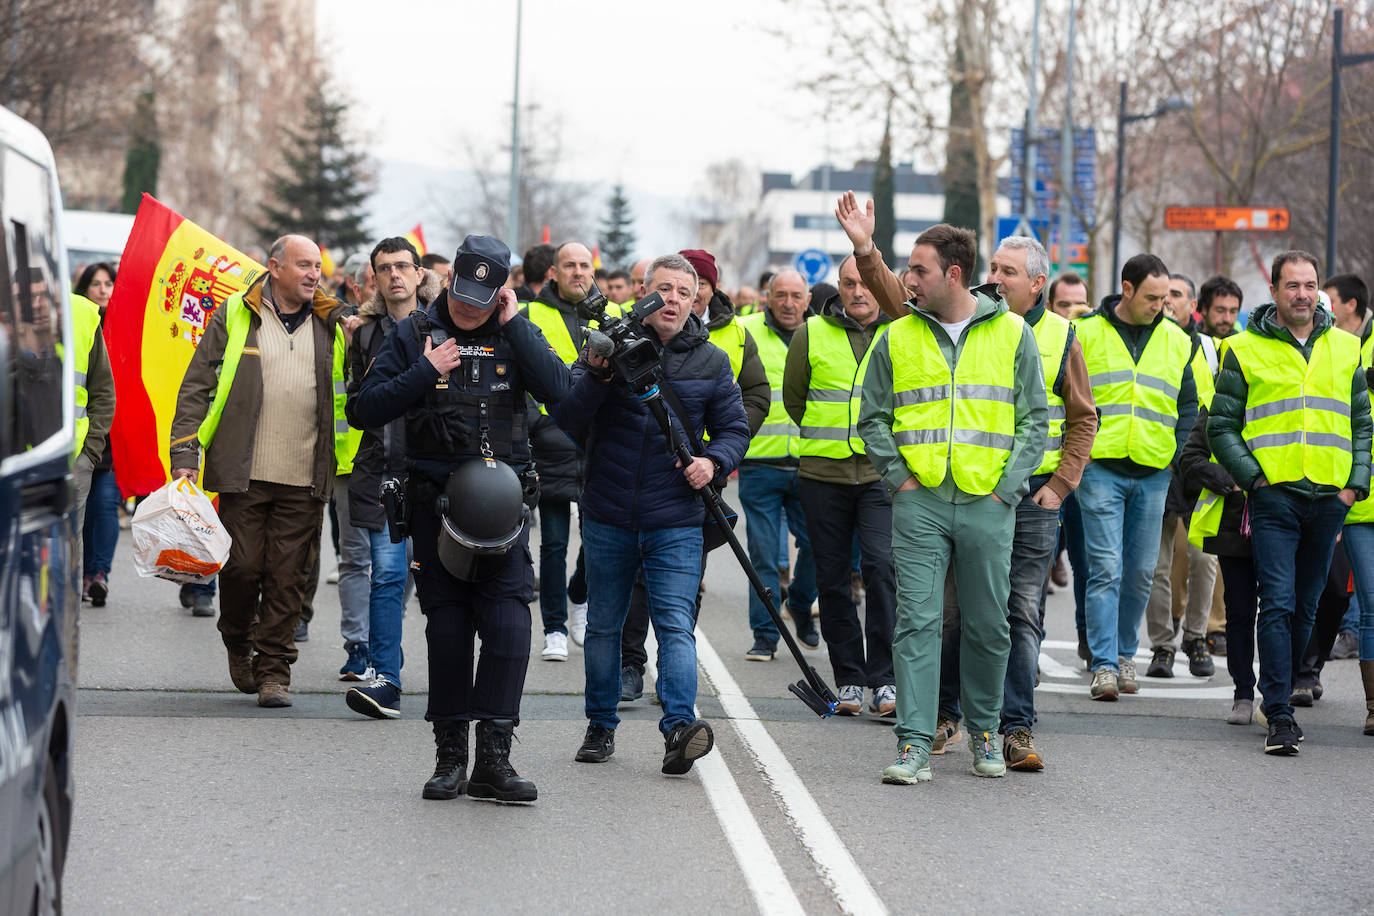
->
<box><xmin>2</xmin><ymin>147</ymin><xmax>64</xmax><ymax>454</ymax></box>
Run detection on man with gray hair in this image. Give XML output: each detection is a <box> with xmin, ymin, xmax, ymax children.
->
<box><xmin>929</xmin><ymin>233</ymin><xmax>1098</xmax><ymax>769</ymax></box>
<box><xmin>551</xmin><ymin>253</ymin><xmax>751</xmax><ymax>776</ymax></box>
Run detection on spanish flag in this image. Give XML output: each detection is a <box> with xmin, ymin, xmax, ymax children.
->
<box><xmin>104</xmin><ymin>194</ymin><xmax>266</xmax><ymax>496</ymax></box>
<box><xmin>405</xmin><ymin>223</ymin><xmax>427</xmax><ymax>256</ymax></box>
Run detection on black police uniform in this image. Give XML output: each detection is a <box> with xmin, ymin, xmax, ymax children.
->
<box><xmin>351</xmin><ymin>290</ymin><xmax>569</xmax><ymax>800</ymax></box>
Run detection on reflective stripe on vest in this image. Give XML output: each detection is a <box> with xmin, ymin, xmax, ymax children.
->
<box><xmin>333</xmin><ymin>329</ymin><xmax>362</xmax><ymax>474</ymax></box>
<box><xmin>71</xmin><ymin>293</ymin><xmax>102</xmax><ymax>459</ymax></box>
<box><xmin>708</xmin><ymin>318</ymin><xmax>746</xmax><ymax>380</ymax></box>
<box><xmin>798</xmin><ymin>314</ymin><xmax>886</xmax><ymax>458</ymax></box>
<box><xmin>1076</xmin><ymin>314</ymin><xmax>1192</xmax><ymax>469</ymax></box>
<box><xmin>1226</xmin><ymin>327</ymin><xmax>1360</xmax><ymax>489</ymax></box>
<box><xmin>888</xmin><ymin>310</ymin><xmax>1024</xmax><ymax>495</ymax></box>
<box><xmin>1031</xmin><ymin>310</ymin><xmax>1071</xmax><ymax>475</ymax></box>
<box><xmin>739</xmin><ymin>311</ymin><xmax>799</xmax><ymax>459</ymax></box>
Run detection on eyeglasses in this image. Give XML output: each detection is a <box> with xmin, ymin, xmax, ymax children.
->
<box><xmin>375</xmin><ymin>262</ymin><xmax>418</xmax><ymax>275</ymax></box>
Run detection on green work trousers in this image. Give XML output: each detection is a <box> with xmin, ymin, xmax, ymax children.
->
<box><xmin>890</xmin><ymin>485</ymin><xmax>1015</xmax><ymax>753</ymax></box>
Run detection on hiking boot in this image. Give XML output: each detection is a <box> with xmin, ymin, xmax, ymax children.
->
<box><xmin>1264</xmin><ymin>716</ymin><xmax>1300</xmax><ymax>756</ymax></box>
<box><xmin>792</xmin><ymin>612</ymin><xmax>820</xmax><ymax>649</ymax></box>
<box><xmin>1207</xmin><ymin>630</ymin><xmax>1228</xmax><ymax>657</ymax></box>
<box><xmin>542</xmin><ymin>631</ymin><xmax>568</xmax><ymax>661</ymax></box>
<box><xmin>227</xmin><ymin>650</ymin><xmax>257</xmax><ymax>694</ymax></box>
<box><xmin>87</xmin><ymin>572</ymin><xmax>108</xmax><ymax>607</ymax></box>
<box><xmin>1312</xmin><ymin>680</ymin><xmax>1324</xmax><ymax>701</ymax></box>
<box><xmin>257</xmin><ymin>682</ymin><xmax>291</xmax><ymax>708</ymax></box>
<box><xmin>1289</xmin><ymin>686</ymin><xmax>1315</xmax><ymax>708</ymax></box>
<box><xmin>1183</xmin><ymin>637</ymin><xmax>1215</xmax><ymax>677</ymax></box>
<box><xmin>346</xmin><ymin>676</ymin><xmax>401</xmax><ymax>720</ymax></box>
<box><xmin>422</xmin><ymin>720</ymin><xmax>469</xmax><ymax>800</ymax></box>
<box><xmin>1330</xmin><ymin>630</ymin><xmax>1359</xmax><ymax>660</ymax></box>
<box><xmin>969</xmin><ymin>730</ymin><xmax>1007</xmax><ymax>778</ymax></box>
<box><xmin>294</xmin><ymin>619</ymin><xmax>309</xmax><ymax>642</ymax></box>
<box><xmin>1117</xmin><ymin>657</ymin><xmax>1139</xmax><ymax>694</ymax></box>
<box><xmin>338</xmin><ymin>641</ymin><xmax>372</xmax><ymax>681</ymax></box>
<box><xmin>468</xmin><ymin>720</ymin><xmax>537</xmax><ymax>803</ymax></box>
<box><xmin>850</xmin><ymin>571</ymin><xmax>864</xmax><ymax>606</ymax></box>
<box><xmin>1090</xmin><ymin>667</ymin><xmax>1118</xmax><ymax>701</ymax></box>
<box><xmin>662</xmin><ymin>719</ymin><xmax>714</xmax><ymax>775</ymax></box>
<box><xmin>1003</xmin><ymin>728</ymin><xmax>1043</xmax><ymax>771</ymax></box>
<box><xmin>568</xmin><ymin>601</ymin><xmax>588</xmax><ymax>647</ymax></box>
<box><xmin>1227</xmin><ymin>699</ymin><xmax>1253</xmax><ymax>725</ymax></box>
<box><xmin>575</xmin><ymin>723</ymin><xmax>615</xmax><ymax>763</ymax></box>
<box><xmin>620</xmin><ymin>666</ymin><xmax>643</xmax><ymax>702</ymax></box>
<box><xmin>1146</xmin><ymin>647</ymin><xmax>1175</xmax><ymax>678</ymax></box>
<box><xmin>1051</xmin><ymin>552</ymin><xmax>1070</xmax><ymax>587</ymax></box>
<box><xmin>835</xmin><ymin>685</ymin><xmax>864</xmax><ymax>716</ymax></box>
<box><xmin>931</xmin><ymin>716</ymin><xmax>962</xmax><ymax>754</ymax></box>
<box><xmin>190</xmin><ymin>591</ymin><xmax>215</xmax><ymax>617</ymax></box>
<box><xmin>870</xmin><ymin>684</ymin><xmax>897</xmax><ymax>717</ymax></box>
<box><xmin>881</xmin><ymin>744</ymin><xmax>931</xmax><ymax>784</ymax></box>
<box><xmin>745</xmin><ymin>636</ymin><xmax>776</xmax><ymax>661</ymax></box>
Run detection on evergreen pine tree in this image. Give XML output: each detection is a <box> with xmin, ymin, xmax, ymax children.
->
<box><xmin>941</xmin><ymin>41</ymin><xmax>981</xmax><ymax>255</ymax></box>
<box><xmin>121</xmin><ymin>90</ymin><xmax>159</xmax><ymax>214</ymax></box>
<box><xmin>598</xmin><ymin>184</ymin><xmax>636</xmax><ymax>268</ymax></box>
<box><xmin>872</xmin><ymin>103</ymin><xmax>897</xmax><ymax>268</ymax></box>
<box><xmin>256</xmin><ymin>78</ymin><xmax>371</xmax><ymax>252</ymax></box>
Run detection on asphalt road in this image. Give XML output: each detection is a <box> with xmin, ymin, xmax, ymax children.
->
<box><xmin>65</xmin><ymin>519</ymin><xmax>1374</xmax><ymax>914</ymax></box>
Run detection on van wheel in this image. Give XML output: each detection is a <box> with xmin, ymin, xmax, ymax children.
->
<box><xmin>31</xmin><ymin>762</ymin><xmax>64</xmax><ymax>916</ymax></box>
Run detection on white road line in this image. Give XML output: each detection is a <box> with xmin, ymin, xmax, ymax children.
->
<box><xmin>695</xmin><ymin>628</ymin><xmax>889</xmax><ymax>916</ymax></box>
<box><xmin>643</xmin><ymin>635</ymin><xmax>802</xmax><ymax>913</ymax></box>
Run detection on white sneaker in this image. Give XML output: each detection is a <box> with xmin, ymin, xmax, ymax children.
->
<box><xmin>568</xmin><ymin>602</ymin><xmax>588</xmax><ymax>646</ymax></box>
<box><xmin>326</xmin><ymin>569</ymin><xmax>339</xmax><ymax>584</ymax></box>
<box><xmin>542</xmin><ymin>631</ymin><xmax>569</xmax><ymax>661</ymax></box>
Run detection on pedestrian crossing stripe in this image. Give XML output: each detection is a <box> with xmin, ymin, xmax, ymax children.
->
<box><xmin>1036</xmin><ymin>639</ymin><xmax>1242</xmax><ymax>699</ymax></box>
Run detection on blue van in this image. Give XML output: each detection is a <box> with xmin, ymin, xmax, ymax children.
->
<box><xmin>0</xmin><ymin>105</ymin><xmax>80</xmax><ymax>914</ymax></box>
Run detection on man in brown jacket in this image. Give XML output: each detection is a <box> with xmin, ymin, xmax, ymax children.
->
<box><xmin>170</xmin><ymin>234</ymin><xmax>349</xmax><ymax>708</ymax></box>
<box><xmin>836</xmin><ymin>193</ymin><xmax>1097</xmax><ymax>770</ymax></box>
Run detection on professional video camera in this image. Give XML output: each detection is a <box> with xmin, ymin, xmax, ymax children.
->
<box><xmin>574</xmin><ymin>286</ymin><xmax>664</xmax><ymax>393</ymax></box>
<box><xmin>572</xmin><ymin>284</ymin><xmax>840</xmax><ymax>719</ymax></box>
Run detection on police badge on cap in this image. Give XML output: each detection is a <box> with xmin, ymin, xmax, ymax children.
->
<box><xmin>449</xmin><ymin>234</ymin><xmax>511</xmax><ymax>309</ymax></box>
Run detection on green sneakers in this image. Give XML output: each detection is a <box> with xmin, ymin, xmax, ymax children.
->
<box><xmin>882</xmin><ymin>744</ymin><xmax>932</xmax><ymax>785</ymax></box>
<box><xmin>969</xmin><ymin>730</ymin><xmax>1006</xmax><ymax>778</ymax></box>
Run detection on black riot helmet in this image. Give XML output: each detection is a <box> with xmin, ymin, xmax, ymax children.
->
<box><xmin>436</xmin><ymin>457</ymin><xmax>529</xmax><ymax>581</ymax></box>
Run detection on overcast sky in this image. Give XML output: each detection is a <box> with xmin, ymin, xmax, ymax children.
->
<box><xmin>317</xmin><ymin>0</ymin><xmax>857</xmax><ymax>193</ymax></box>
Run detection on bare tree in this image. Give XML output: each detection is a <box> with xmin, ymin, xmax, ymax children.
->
<box><xmin>687</xmin><ymin>159</ymin><xmax>770</xmax><ymax>288</ymax></box>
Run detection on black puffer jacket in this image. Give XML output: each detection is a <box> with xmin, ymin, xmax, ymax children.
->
<box><xmin>1208</xmin><ymin>302</ymin><xmax>1372</xmax><ymax>499</ymax></box>
<box><xmin>1178</xmin><ymin>406</ymin><xmax>1249</xmax><ymax>557</ymax></box>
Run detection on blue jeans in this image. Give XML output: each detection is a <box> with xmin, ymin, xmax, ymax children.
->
<box><xmin>1342</xmin><ymin>525</ymin><xmax>1374</xmax><ymax>661</ymax></box>
<box><xmin>1077</xmin><ymin>463</ymin><xmax>1171</xmax><ymax>672</ymax></box>
<box><xmin>367</xmin><ymin>529</ymin><xmax>409</xmax><ymax>687</ymax></box>
<box><xmin>538</xmin><ymin>499</ymin><xmax>587</xmax><ymax>635</ymax></box>
<box><xmin>1248</xmin><ymin>487</ymin><xmax>1348</xmax><ymax>719</ymax></box>
<box><xmin>1002</xmin><ymin>492</ymin><xmax>1061</xmax><ymax>732</ymax></box>
<box><xmin>582</xmin><ymin>518</ymin><xmax>703</xmax><ymax>735</ymax></box>
<box><xmin>82</xmin><ymin>467</ymin><xmax>122</xmax><ymax>576</ymax></box>
<box><xmin>738</xmin><ymin>464</ymin><xmax>818</xmax><ymax>643</ymax></box>
<box><xmin>1339</xmin><ymin>588</ymin><xmax>1360</xmax><ymax>635</ymax></box>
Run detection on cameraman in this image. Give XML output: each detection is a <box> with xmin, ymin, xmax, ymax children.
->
<box><xmin>351</xmin><ymin>235</ymin><xmax>569</xmax><ymax>805</ymax></box>
<box><xmin>550</xmin><ymin>253</ymin><xmax>750</xmax><ymax>775</ymax></box>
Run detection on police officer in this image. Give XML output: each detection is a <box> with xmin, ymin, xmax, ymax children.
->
<box><xmin>351</xmin><ymin>235</ymin><xmax>570</xmax><ymax>804</ymax></box>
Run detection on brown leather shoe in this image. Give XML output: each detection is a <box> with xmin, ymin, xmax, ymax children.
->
<box><xmin>227</xmin><ymin>651</ymin><xmax>257</xmax><ymax>694</ymax></box>
<box><xmin>257</xmin><ymin>682</ymin><xmax>292</xmax><ymax>708</ymax></box>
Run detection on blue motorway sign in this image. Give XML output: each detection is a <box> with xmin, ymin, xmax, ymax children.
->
<box><xmin>1008</xmin><ymin>126</ymin><xmax>1096</xmax><ymax>250</ymax></box>
<box><xmin>793</xmin><ymin>248</ymin><xmax>832</xmax><ymax>285</ymax></box>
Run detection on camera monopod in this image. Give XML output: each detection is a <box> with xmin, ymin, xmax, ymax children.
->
<box><xmin>632</xmin><ymin>376</ymin><xmax>840</xmax><ymax>718</ymax></box>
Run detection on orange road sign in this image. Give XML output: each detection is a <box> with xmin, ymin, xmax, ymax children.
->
<box><xmin>1164</xmin><ymin>206</ymin><xmax>1290</xmax><ymax>231</ymax></box>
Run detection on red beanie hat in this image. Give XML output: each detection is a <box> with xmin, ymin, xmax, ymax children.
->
<box><xmin>678</xmin><ymin>248</ymin><xmax>718</xmax><ymax>290</ymax></box>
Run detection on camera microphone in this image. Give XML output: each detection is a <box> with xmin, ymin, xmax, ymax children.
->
<box><xmin>586</xmin><ymin>328</ymin><xmax>615</xmax><ymax>359</ymax></box>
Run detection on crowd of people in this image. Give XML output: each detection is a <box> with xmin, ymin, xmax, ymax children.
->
<box><xmin>68</xmin><ymin>191</ymin><xmax>1374</xmax><ymax>801</ymax></box>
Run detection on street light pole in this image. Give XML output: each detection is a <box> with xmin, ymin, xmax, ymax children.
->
<box><xmin>1111</xmin><ymin>82</ymin><xmax>1192</xmax><ymax>284</ymax></box>
<box><xmin>1327</xmin><ymin>7</ymin><xmax>1374</xmax><ymax>276</ymax></box>
<box><xmin>506</xmin><ymin>0</ymin><xmax>524</xmax><ymax>251</ymax></box>
<box><xmin>1056</xmin><ymin>0</ymin><xmax>1076</xmax><ymax>279</ymax></box>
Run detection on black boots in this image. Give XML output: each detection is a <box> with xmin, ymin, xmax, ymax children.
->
<box><xmin>422</xmin><ymin>720</ymin><xmax>469</xmax><ymax>800</ymax></box>
<box><xmin>467</xmin><ymin>719</ymin><xmax>537</xmax><ymax>804</ymax></box>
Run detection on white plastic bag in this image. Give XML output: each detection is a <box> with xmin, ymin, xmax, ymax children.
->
<box><xmin>131</xmin><ymin>478</ymin><xmax>232</xmax><ymax>583</ymax></box>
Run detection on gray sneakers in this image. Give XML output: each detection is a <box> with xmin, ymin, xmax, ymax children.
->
<box><xmin>1117</xmin><ymin>656</ymin><xmax>1139</xmax><ymax>694</ymax></box>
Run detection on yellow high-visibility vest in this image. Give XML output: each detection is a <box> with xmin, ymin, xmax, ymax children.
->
<box><xmin>1076</xmin><ymin>314</ymin><xmax>1192</xmax><ymax>469</ymax></box>
<box><xmin>798</xmin><ymin>314</ymin><xmax>887</xmax><ymax>458</ymax></box>
<box><xmin>888</xmin><ymin>310</ymin><xmax>1024</xmax><ymax>495</ymax></box>
<box><xmin>708</xmin><ymin>319</ymin><xmax>746</xmax><ymax>380</ymax></box>
<box><xmin>1226</xmin><ymin>326</ymin><xmax>1360</xmax><ymax>489</ymax></box>
<box><xmin>1348</xmin><ymin>334</ymin><xmax>1374</xmax><ymax>524</ymax></box>
<box><xmin>70</xmin><ymin>293</ymin><xmax>102</xmax><ymax>460</ymax></box>
<box><xmin>739</xmin><ymin>311</ymin><xmax>799</xmax><ymax>460</ymax></box>
<box><xmin>1031</xmin><ymin>310</ymin><xmax>1072</xmax><ymax>475</ymax></box>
